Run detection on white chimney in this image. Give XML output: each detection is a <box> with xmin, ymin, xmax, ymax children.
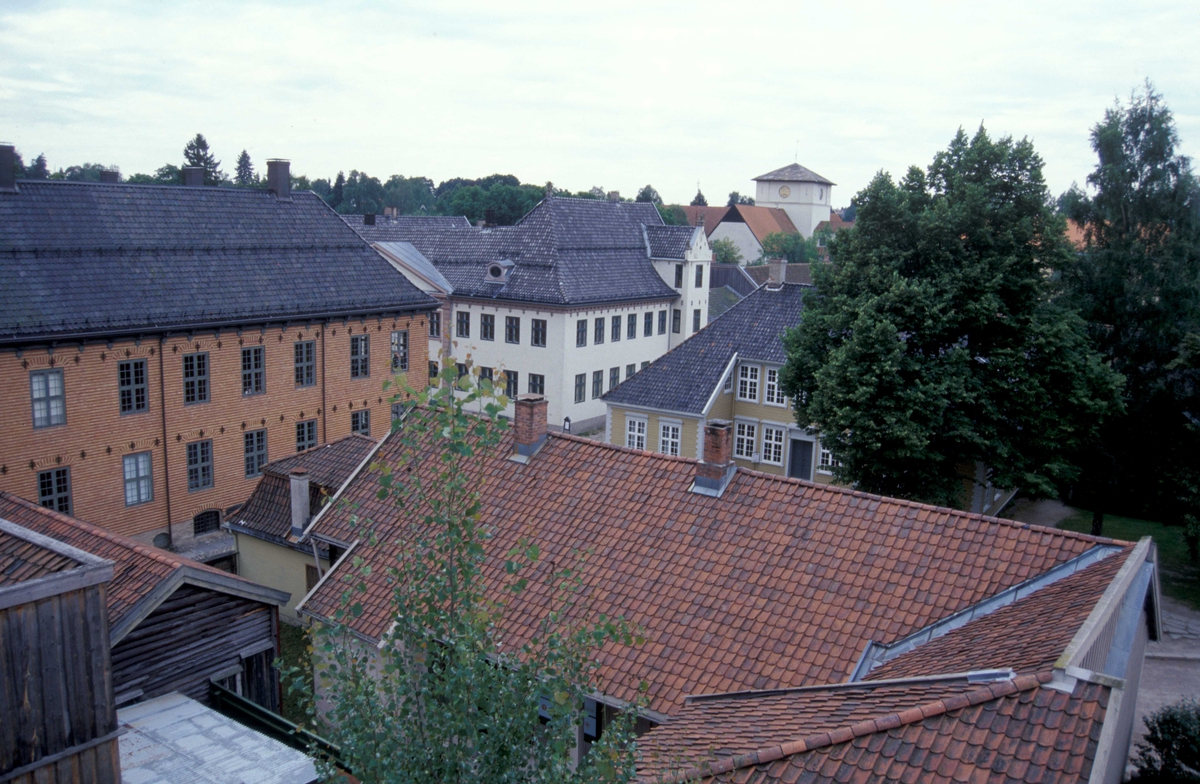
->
<box><xmin>289</xmin><ymin>468</ymin><xmax>310</xmax><ymax>537</ymax></box>
<box><xmin>768</xmin><ymin>257</ymin><xmax>787</xmax><ymax>288</ymax></box>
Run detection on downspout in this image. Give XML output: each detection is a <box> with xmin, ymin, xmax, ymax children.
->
<box><xmin>158</xmin><ymin>335</ymin><xmax>174</xmax><ymax>549</ymax></box>
<box><xmin>320</xmin><ymin>321</ymin><xmax>328</xmax><ymax>445</ymax></box>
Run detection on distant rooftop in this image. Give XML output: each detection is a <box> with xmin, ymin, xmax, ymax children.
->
<box><xmin>753</xmin><ymin>163</ymin><xmax>835</xmax><ymax>186</ymax></box>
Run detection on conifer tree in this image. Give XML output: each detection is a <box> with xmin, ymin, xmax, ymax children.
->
<box><xmin>234</xmin><ymin>149</ymin><xmax>256</xmax><ymax>186</ymax></box>
<box><xmin>182</xmin><ymin>133</ymin><xmax>223</xmax><ymax>185</ymax></box>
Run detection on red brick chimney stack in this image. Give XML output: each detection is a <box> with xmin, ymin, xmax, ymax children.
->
<box><xmin>512</xmin><ymin>394</ymin><xmax>549</xmax><ymax>463</ymax></box>
<box><xmin>694</xmin><ymin>420</ymin><xmax>736</xmax><ymax>496</ymax></box>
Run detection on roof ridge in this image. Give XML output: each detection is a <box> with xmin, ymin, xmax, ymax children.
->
<box><xmin>667</xmin><ymin>673</ymin><xmax>1048</xmax><ymax>782</ymax></box>
<box><xmin>547</xmin><ymin>431</ymin><xmax>700</xmax><ymax>464</ymax></box>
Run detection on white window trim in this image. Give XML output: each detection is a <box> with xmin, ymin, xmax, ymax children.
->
<box><xmin>733</xmin><ymin>419</ymin><xmax>758</xmax><ymax>460</ymax></box>
<box><xmin>658</xmin><ymin>418</ymin><xmax>682</xmax><ymax>457</ymax></box>
<box><xmin>763</xmin><ymin>367</ymin><xmax>787</xmax><ymax>408</ymax></box>
<box><xmin>761</xmin><ymin>425</ymin><xmax>786</xmax><ymax>466</ymax></box>
<box><xmin>625</xmin><ymin>415</ymin><xmax>647</xmax><ymax>451</ymax></box>
<box><xmin>737</xmin><ymin>364</ymin><xmax>760</xmax><ymax>403</ymax></box>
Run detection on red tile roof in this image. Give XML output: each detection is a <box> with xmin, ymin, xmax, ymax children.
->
<box><xmin>727</xmin><ymin>205</ymin><xmax>800</xmax><ymax>244</ymax></box>
<box><xmin>682</xmin><ymin>206</ymin><xmax>730</xmax><ymax>238</ymax></box>
<box><xmin>300</xmin><ymin>413</ymin><xmax>1116</xmax><ymax>716</ymax></box>
<box><xmin>0</xmin><ymin>527</ymin><xmax>80</xmax><ymax>584</ymax></box>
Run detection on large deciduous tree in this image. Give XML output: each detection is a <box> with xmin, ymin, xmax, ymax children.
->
<box><xmin>779</xmin><ymin>127</ymin><xmax>1122</xmax><ymax>507</ymax></box>
<box><xmin>1061</xmin><ymin>82</ymin><xmax>1200</xmax><ymax>532</ymax></box>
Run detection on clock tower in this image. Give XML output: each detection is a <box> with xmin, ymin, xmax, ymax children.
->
<box><xmin>753</xmin><ymin>163</ymin><xmax>835</xmax><ymax>238</ymax></box>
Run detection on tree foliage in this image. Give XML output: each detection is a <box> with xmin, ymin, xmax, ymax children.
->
<box><xmin>656</xmin><ymin>203</ymin><xmax>688</xmax><ymax>226</ymax></box>
<box><xmin>25</xmin><ymin>153</ymin><xmax>49</xmax><ymax>179</ymax></box>
<box><xmin>234</xmin><ymin>150</ymin><xmax>256</xmax><ymax>186</ymax></box>
<box><xmin>759</xmin><ymin>231</ymin><xmax>820</xmax><ymax>264</ymax></box>
<box><xmin>711</xmin><ymin>236</ymin><xmax>743</xmax><ymax>265</ymax></box>
<box><xmin>635</xmin><ymin>184</ymin><xmax>662</xmax><ymax>205</ymax></box>
<box><xmin>48</xmin><ymin>162</ymin><xmax>119</xmax><ymax>182</ymax></box>
<box><xmin>1134</xmin><ymin>698</ymin><xmax>1200</xmax><ymax>782</ymax></box>
<box><xmin>690</xmin><ymin>189</ymin><xmax>707</xmax><ymax>206</ymax></box>
<box><xmin>779</xmin><ymin>127</ymin><xmax>1122</xmax><ymax>506</ymax></box>
<box><xmin>727</xmin><ymin>191</ymin><xmax>754</xmax><ymax>206</ymax></box>
<box><xmin>182</xmin><ymin>133</ymin><xmax>223</xmax><ymax>185</ymax></box>
<box><xmin>283</xmin><ymin>364</ymin><xmax>642</xmax><ymax>783</ymax></box>
<box><xmin>1060</xmin><ymin>82</ymin><xmax>1200</xmax><ymax>524</ymax></box>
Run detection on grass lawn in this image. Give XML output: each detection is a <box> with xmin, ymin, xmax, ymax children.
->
<box><xmin>1058</xmin><ymin>509</ymin><xmax>1200</xmax><ymax>610</ymax></box>
<box><xmin>277</xmin><ymin>622</ymin><xmax>313</xmax><ymax>725</ymax></box>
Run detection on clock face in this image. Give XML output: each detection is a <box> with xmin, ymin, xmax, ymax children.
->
<box><xmin>778</xmin><ymin>186</ymin><xmax>791</xmax><ymax>198</ymax></box>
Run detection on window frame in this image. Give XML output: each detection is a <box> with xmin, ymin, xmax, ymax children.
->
<box><xmin>456</xmin><ymin>311</ymin><xmax>470</xmax><ymax>338</ymax></box>
<box><xmin>734</xmin><ymin>421</ymin><xmax>758</xmax><ymax>459</ymax></box>
<box><xmin>761</xmin><ymin>425</ymin><xmax>786</xmax><ymax>465</ymax></box>
<box><xmin>528</xmin><ymin>373</ymin><xmax>545</xmax><ymax>395</ymax></box>
<box><xmin>186</xmin><ymin>439</ymin><xmax>214</xmax><ymax>491</ymax></box>
<box><xmin>531</xmin><ymin>318</ymin><xmax>547</xmax><ymax>348</ymax></box>
<box><xmin>594</xmin><ymin>317</ymin><xmax>605</xmax><ymax>345</ymax></box>
<box><xmin>672</xmin><ymin>309</ymin><xmax>681</xmax><ymax>334</ymax></box>
<box><xmin>30</xmin><ymin>368</ymin><xmax>66</xmax><ymax>429</ymax></box>
<box><xmin>118</xmin><ymin>358</ymin><xmax>148</xmax><ymax>415</ymax></box>
<box><xmin>123</xmin><ymin>451</ymin><xmax>154</xmax><ymax>506</ymax></box>
<box><xmin>350</xmin><ymin>335</ymin><xmax>370</xmax><ymax>379</ymax></box>
<box><xmin>737</xmin><ymin>364</ymin><xmax>760</xmax><ymax>402</ymax></box>
<box><xmin>574</xmin><ymin>373</ymin><xmax>586</xmax><ymax>403</ymax></box>
<box><xmin>643</xmin><ymin>312</ymin><xmax>653</xmax><ymax>337</ymax></box>
<box><xmin>674</xmin><ymin>263</ymin><xmax>683</xmax><ymax>288</ymax></box>
<box><xmin>504</xmin><ymin>370</ymin><xmax>519</xmax><ymax>399</ymax></box>
<box><xmin>625</xmin><ymin>363</ymin><xmax>635</xmax><ymax>380</ymax></box>
<box><xmin>611</xmin><ymin>315</ymin><xmax>621</xmax><ymax>342</ymax></box>
<box><xmin>658</xmin><ymin>310</ymin><xmax>667</xmax><ymax>335</ymax></box>
<box><xmin>627</xmin><ymin>314</ymin><xmax>637</xmax><ymax>340</ymax></box>
<box><xmin>764</xmin><ymin>367</ymin><xmax>785</xmax><ymax>406</ymax></box>
<box><xmin>241</xmin><ymin>346</ymin><xmax>265</xmax><ymax>396</ymax></box>
<box><xmin>480</xmin><ymin>313</ymin><xmax>495</xmax><ymax>341</ymax></box>
<box><xmin>626</xmin><ymin>417</ymin><xmax>647</xmax><ymax>450</ymax></box>
<box><xmin>183</xmin><ymin>352</ymin><xmax>210</xmax><ymax>405</ymax></box>
<box><xmin>505</xmin><ymin>316</ymin><xmax>521</xmax><ymax>345</ymax></box>
<box><xmin>391</xmin><ymin>330</ymin><xmax>409</xmax><ymax>372</ymax></box>
<box><xmin>576</xmin><ymin>319</ymin><xmax>587</xmax><ymax>347</ymax></box>
<box><xmin>37</xmin><ymin>467</ymin><xmax>71</xmax><ymax>513</ymax></box>
<box><xmin>294</xmin><ymin>341</ymin><xmax>316</xmax><ymax>387</ymax></box>
<box><xmin>193</xmin><ymin>510</ymin><xmax>221</xmax><ymax>536</ymax></box>
<box><xmin>659</xmin><ymin>421</ymin><xmax>681</xmax><ymax>457</ymax></box>
<box><xmin>609</xmin><ymin>366</ymin><xmax>620</xmax><ymax>391</ymax></box>
<box><xmin>296</xmin><ymin>419</ymin><xmax>318</xmax><ymax>452</ymax></box>
<box><xmin>351</xmin><ymin>408</ymin><xmax>371</xmax><ymax>436</ymax></box>
<box><xmin>695</xmin><ymin>264</ymin><xmax>703</xmax><ymax>288</ymax></box>
<box><xmin>244</xmin><ymin>428</ymin><xmax>268</xmax><ymax>478</ymax></box>
<box><xmin>429</xmin><ymin>310</ymin><xmax>441</xmax><ymax>338</ymax></box>
<box><xmin>818</xmin><ymin>445</ymin><xmax>841</xmax><ymax>475</ymax></box>
<box><xmin>692</xmin><ymin>308</ymin><xmax>701</xmax><ymax>333</ymax></box>
<box><xmin>591</xmin><ymin>370</ymin><xmax>603</xmax><ymax>399</ymax></box>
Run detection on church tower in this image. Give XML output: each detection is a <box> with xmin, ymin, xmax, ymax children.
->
<box><xmin>753</xmin><ymin>163</ymin><xmax>835</xmax><ymax>238</ymax></box>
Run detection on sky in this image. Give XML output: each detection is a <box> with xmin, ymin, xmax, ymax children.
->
<box><xmin>2</xmin><ymin>0</ymin><xmax>1197</xmax><ymax>207</ymax></box>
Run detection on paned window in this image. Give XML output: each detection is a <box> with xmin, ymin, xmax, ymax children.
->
<box><xmin>594</xmin><ymin>317</ymin><xmax>605</xmax><ymax>345</ymax></box>
<box><xmin>611</xmin><ymin>315</ymin><xmax>621</xmax><ymax>342</ymax></box>
<box><xmin>296</xmin><ymin>419</ymin><xmax>318</xmax><ymax>452</ymax></box>
<box><xmin>242</xmin><ymin>346</ymin><xmax>265</xmax><ymax>395</ymax></box>
<box><xmin>672</xmin><ymin>309</ymin><xmax>681</xmax><ymax>334</ymax></box>
<box><xmin>352</xmin><ymin>409</ymin><xmax>370</xmax><ymax>436</ymax></box>
<box><xmin>456</xmin><ymin>311</ymin><xmax>470</xmax><ymax>338</ymax></box>
<box><xmin>123</xmin><ymin>452</ymin><xmax>153</xmax><ymax>505</ymax></box>
<box><xmin>641</xmin><ymin>361</ymin><xmax>650</xmax><ymax>371</ymax></box>
<box><xmin>391</xmin><ymin>403</ymin><xmax>409</xmax><ymax>422</ymax></box>
<box><xmin>118</xmin><ymin>359</ymin><xmax>148</xmax><ymax>414</ymax></box>
<box><xmin>819</xmin><ymin>446</ymin><xmax>842</xmax><ymax>474</ymax></box>
<box><xmin>643</xmin><ymin>312</ymin><xmax>653</xmax><ymax>337</ymax></box>
<box><xmin>428</xmin><ymin>361</ymin><xmax>439</xmax><ymax>382</ymax></box>
<box><xmin>724</xmin><ymin>372</ymin><xmax>733</xmax><ymax>393</ymax></box>
<box><xmin>626</xmin><ymin>363</ymin><xmax>635</xmax><ymax>379</ymax></box>
<box><xmin>183</xmin><ymin>353</ymin><xmax>209</xmax><ymax>404</ymax></box>
<box><xmin>481</xmin><ymin>314</ymin><xmax>495</xmax><ymax>341</ymax></box>
<box><xmin>391</xmin><ymin>330</ymin><xmax>409</xmax><ymax>371</ymax></box>
<box><xmin>591</xmin><ymin>370</ymin><xmax>603</xmax><ymax>399</ymax></box>
<box><xmin>480</xmin><ymin>366</ymin><xmax>494</xmax><ymax>383</ymax></box>
<box><xmin>609</xmin><ymin>367</ymin><xmax>620</xmax><ymax>390</ymax></box>
<box><xmin>294</xmin><ymin>341</ymin><xmax>315</xmax><ymax>387</ymax></box>
<box><xmin>532</xmin><ymin>319</ymin><xmax>547</xmax><ymax>347</ymax></box>
<box><xmin>576</xmin><ymin>319</ymin><xmax>587</xmax><ymax>347</ymax></box>
<box><xmin>456</xmin><ymin>363</ymin><xmax>467</xmax><ymax>378</ymax></box>
<box><xmin>306</xmin><ymin>564</ymin><xmax>320</xmax><ymax>592</ymax></box>
<box><xmin>695</xmin><ymin>264</ymin><xmax>704</xmax><ymax>288</ymax></box>
<box><xmin>734</xmin><ymin>422</ymin><xmax>757</xmax><ymax>459</ymax></box>
<box><xmin>505</xmin><ymin>316</ymin><xmax>521</xmax><ymax>344</ymax></box>
<box><xmin>674</xmin><ymin>264</ymin><xmax>683</xmax><ymax>288</ymax></box>
<box><xmin>429</xmin><ymin>311</ymin><xmax>441</xmax><ymax>338</ymax></box>
<box><xmin>505</xmin><ymin>370</ymin><xmax>519</xmax><ymax>399</ymax></box>
<box><xmin>764</xmin><ymin>368</ymin><xmax>784</xmax><ymax>405</ymax></box>
<box><xmin>626</xmin><ymin>418</ymin><xmax>646</xmax><ymax>450</ymax></box>
<box><xmin>30</xmin><ymin>369</ymin><xmax>66</xmax><ymax>428</ymax></box>
<box><xmin>692</xmin><ymin>309</ymin><xmax>701</xmax><ymax>333</ymax></box>
<box><xmin>244</xmin><ymin>429</ymin><xmax>268</xmax><ymax>478</ymax></box>
<box><xmin>738</xmin><ymin>364</ymin><xmax>760</xmax><ymax>402</ymax></box>
<box><xmin>350</xmin><ymin>335</ymin><xmax>370</xmax><ymax>378</ymax></box>
<box><xmin>627</xmin><ymin>314</ymin><xmax>637</xmax><ymax>340</ymax></box>
<box><xmin>658</xmin><ymin>310</ymin><xmax>667</xmax><ymax>335</ymax></box>
<box><xmin>187</xmin><ymin>440</ymin><xmax>213</xmax><ymax>491</ymax></box>
<box><xmin>193</xmin><ymin>510</ymin><xmax>221</xmax><ymax>536</ymax></box>
<box><xmin>574</xmin><ymin>373</ymin><xmax>586</xmax><ymax>403</ymax></box>
<box><xmin>528</xmin><ymin>373</ymin><xmax>545</xmax><ymax>395</ymax></box>
<box><xmin>38</xmin><ymin>468</ymin><xmax>71</xmax><ymax>513</ymax></box>
<box><xmin>659</xmin><ymin>423</ymin><xmax>680</xmax><ymax>456</ymax></box>
<box><xmin>762</xmin><ymin>426</ymin><xmax>785</xmax><ymax>465</ymax></box>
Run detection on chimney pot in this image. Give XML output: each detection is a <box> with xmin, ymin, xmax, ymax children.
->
<box><xmin>183</xmin><ymin>166</ymin><xmax>205</xmax><ymax>187</ymax></box>
<box><xmin>511</xmin><ymin>394</ymin><xmax>549</xmax><ymax>463</ymax></box>
<box><xmin>607</xmin><ymin>190</ymin><xmax>621</xmax><ymax>202</ymax></box>
<box><xmin>289</xmin><ymin>467</ymin><xmax>311</xmax><ymax>537</ymax></box>
<box><xmin>99</xmin><ymin>169</ymin><xmax>119</xmax><ymax>184</ymax></box>
<box><xmin>383</xmin><ymin>206</ymin><xmax>397</xmax><ymax>218</ymax></box>
<box><xmin>267</xmin><ymin>158</ymin><xmax>291</xmax><ymax>200</ymax></box>
<box><xmin>0</xmin><ymin>144</ymin><xmax>15</xmax><ymax>192</ymax></box>
<box><xmin>693</xmin><ymin>419</ymin><xmax>736</xmax><ymax>496</ymax></box>
<box><xmin>363</xmin><ymin>213</ymin><xmax>376</xmax><ymax>226</ymax></box>
<box><xmin>767</xmin><ymin>256</ymin><xmax>788</xmax><ymax>287</ymax></box>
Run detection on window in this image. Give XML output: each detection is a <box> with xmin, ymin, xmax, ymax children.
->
<box><xmin>674</xmin><ymin>264</ymin><xmax>683</xmax><ymax>288</ymax></box>
<box><xmin>672</xmin><ymin>309</ymin><xmax>681</xmax><ymax>334</ymax></box>
<box><xmin>481</xmin><ymin>314</ymin><xmax>495</xmax><ymax>341</ymax></box>
<box><xmin>592</xmin><ymin>370</ymin><xmax>603</xmax><ymax>399</ymax></box>
<box><xmin>738</xmin><ymin>365</ymin><xmax>760</xmax><ymax>402</ymax></box>
<box><xmin>695</xmin><ymin>264</ymin><xmax>704</xmax><ymax>288</ymax></box>
<box><xmin>479</xmin><ymin>366</ymin><xmax>494</xmax><ymax>383</ymax></box>
<box><xmin>819</xmin><ymin>446</ymin><xmax>842</xmax><ymax>474</ymax></box>
<box><xmin>391</xmin><ymin>403</ymin><xmax>408</xmax><ymax>422</ymax></box>
<box><xmin>764</xmin><ymin>368</ymin><xmax>784</xmax><ymax>405</ymax></box>
<box><xmin>30</xmin><ymin>369</ymin><xmax>65</xmax><ymax>428</ymax></box>
<box><xmin>627</xmin><ymin>314</ymin><xmax>637</xmax><ymax>340</ymax></box>
<box><xmin>626</xmin><ymin>418</ymin><xmax>646</xmax><ymax>450</ymax></box>
<box><xmin>641</xmin><ymin>361</ymin><xmax>650</xmax><ymax>371</ymax></box>
<box><xmin>306</xmin><ymin>564</ymin><xmax>320</xmax><ymax>592</ymax></box>
<box><xmin>428</xmin><ymin>360</ymin><xmax>439</xmax><ymax>381</ymax></box>
<box><xmin>123</xmin><ymin>452</ymin><xmax>153</xmax><ymax>505</ymax></box>
<box><xmin>724</xmin><ymin>371</ymin><xmax>733</xmax><ymax>393</ymax></box>
<box><xmin>456</xmin><ymin>311</ymin><xmax>470</xmax><ymax>338</ymax></box>
<box><xmin>609</xmin><ymin>367</ymin><xmax>620</xmax><ymax>390</ymax></box>
<box><xmin>574</xmin><ymin>373</ymin><xmax>586</xmax><ymax>403</ymax></box>
<box><xmin>388</xmin><ymin>330</ymin><xmax>409</xmax><ymax>372</ymax></box>
<box><xmin>659</xmin><ymin>423</ymin><xmax>680</xmax><ymax>456</ymax></box>
<box><xmin>505</xmin><ymin>316</ymin><xmax>520</xmax><ymax>344</ymax></box>
<box><xmin>296</xmin><ymin>420</ymin><xmax>317</xmax><ymax>452</ymax></box>
<box><xmin>611</xmin><ymin>315</ymin><xmax>621</xmax><ymax>342</ymax></box>
<box><xmin>183</xmin><ymin>353</ymin><xmax>209</xmax><ymax>404</ymax></box>
<box><xmin>456</xmin><ymin>363</ymin><xmax>467</xmax><ymax>379</ymax></box>
<box><xmin>350</xmin><ymin>335</ymin><xmax>370</xmax><ymax>378</ymax></box>
<box><xmin>505</xmin><ymin>370</ymin><xmax>519</xmax><ymax>399</ymax></box>
<box><xmin>242</xmin><ymin>346</ymin><xmax>265</xmax><ymax>395</ymax></box>
<box><xmin>193</xmin><ymin>510</ymin><xmax>221</xmax><ymax>536</ymax></box>
<box><xmin>528</xmin><ymin>373</ymin><xmax>545</xmax><ymax>395</ymax></box>
<box><xmin>734</xmin><ymin>422</ymin><xmax>757</xmax><ymax>459</ymax></box>
<box><xmin>644</xmin><ymin>312</ymin><xmax>653</xmax><ymax>337</ymax></box>
<box><xmin>532</xmin><ymin>319</ymin><xmax>547</xmax><ymax>347</ymax></box>
<box><xmin>626</xmin><ymin>363</ymin><xmax>635</xmax><ymax>379</ymax></box>
<box><xmin>351</xmin><ymin>409</ymin><xmax>370</xmax><ymax>436</ymax></box>
<box><xmin>118</xmin><ymin>359</ymin><xmax>148</xmax><ymax>414</ymax></box>
<box><xmin>762</xmin><ymin>426</ymin><xmax>785</xmax><ymax>465</ymax></box>
<box><xmin>244</xmin><ymin>429</ymin><xmax>268</xmax><ymax>478</ymax></box>
<box><xmin>576</xmin><ymin>319</ymin><xmax>587</xmax><ymax>347</ymax></box>
<box><xmin>429</xmin><ymin>310</ymin><xmax>441</xmax><ymax>338</ymax></box>
<box><xmin>692</xmin><ymin>309</ymin><xmax>701</xmax><ymax>333</ymax></box>
<box><xmin>594</xmin><ymin>317</ymin><xmax>605</xmax><ymax>345</ymax></box>
<box><xmin>294</xmin><ymin>342</ymin><xmax>315</xmax><ymax>387</ymax></box>
<box><xmin>187</xmin><ymin>440</ymin><xmax>213</xmax><ymax>491</ymax></box>
<box><xmin>658</xmin><ymin>310</ymin><xmax>667</xmax><ymax>335</ymax></box>
<box><xmin>38</xmin><ymin>467</ymin><xmax>71</xmax><ymax>513</ymax></box>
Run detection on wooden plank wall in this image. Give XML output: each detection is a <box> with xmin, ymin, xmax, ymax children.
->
<box><xmin>0</xmin><ymin>584</ymin><xmax>119</xmax><ymax>783</ymax></box>
<box><xmin>110</xmin><ymin>583</ymin><xmax>277</xmax><ymax>711</ymax></box>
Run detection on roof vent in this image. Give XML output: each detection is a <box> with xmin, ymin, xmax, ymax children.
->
<box><xmin>183</xmin><ymin>166</ymin><xmax>205</xmax><ymax>187</ymax></box>
<box><xmin>966</xmin><ymin>668</ymin><xmax>1016</xmax><ymax>684</ymax></box>
<box><xmin>485</xmin><ymin>259</ymin><xmax>515</xmax><ymax>284</ymax></box>
<box><xmin>0</xmin><ymin>144</ymin><xmax>15</xmax><ymax>192</ymax></box>
<box><xmin>363</xmin><ymin>213</ymin><xmax>376</xmax><ymax>226</ymax></box>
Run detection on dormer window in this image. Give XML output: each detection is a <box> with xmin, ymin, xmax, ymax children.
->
<box><xmin>485</xmin><ymin>259</ymin><xmax>515</xmax><ymax>284</ymax></box>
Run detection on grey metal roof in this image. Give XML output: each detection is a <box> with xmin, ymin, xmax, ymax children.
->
<box><xmin>645</xmin><ymin>224</ymin><xmax>697</xmax><ymax>259</ymax></box>
<box><xmin>375</xmin><ymin>241</ymin><xmax>454</xmax><ymax>294</ymax></box>
<box><xmin>603</xmin><ymin>283</ymin><xmax>808</xmax><ymax>414</ymax></box>
<box><xmin>346</xmin><ymin>197</ymin><xmax>682</xmax><ymax>306</ymax></box>
<box><xmin>0</xmin><ymin>180</ymin><xmax>438</xmax><ymax>344</ymax></box>
<box><xmin>709</xmin><ymin>264</ymin><xmax>759</xmax><ymax>297</ymax></box>
<box><xmin>753</xmin><ymin>163</ymin><xmax>835</xmax><ymax>186</ymax></box>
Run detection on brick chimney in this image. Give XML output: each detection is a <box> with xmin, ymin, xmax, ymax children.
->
<box><xmin>0</xmin><ymin>144</ymin><xmax>15</xmax><ymax>192</ymax></box>
<box><xmin>289</xmin><ymin>468</ymin><xmax>311</xmax><ymax>537</ymax></box>
<box><xmin>267</xmin><ymin>159</ymin><xmax>291</xmax><ymax>200</ymax></box>
<box><xmin>511</xmin><ymin>394</ymin><xmax>548</xmax><ymax>463</ymax></box>
<box><xmin>183</xmin><ymin>166</ymin><xmax>205</xmax><ymax>187</ymax></box>
<box><xmin>99</xmin><ymin>169</ymin><xmax>119</xmax><ymax>184</ymax></box>
<box><xmin>767</xmin><ymin>256</ymin><xmax>788</xmax><ymax>288</ymax></box>
<box><xmin>693</xmin><ymin>420</ymin><xmax>736</xmax><ymax>496</ymax></box>
<box><xmin>607</xmin><ymin>191</ymin><xmax>621</xmax><ymax>201</ymax></box>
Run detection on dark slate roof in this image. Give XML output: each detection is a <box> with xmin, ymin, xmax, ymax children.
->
<box><xmin>603</xmin><ymin>283</ymin><xmax>807</xmax><ymax>414</ymax></box>
<box><xmin>753</xmin><ymin>163</ymin><xmax>835</xmax><ymax>186</ymax></box>
<box><xmin>707</xmin><ymin>286</ymin><xmax>743</xmax><ymax>322</ymax></box>
<box><xmin>645</xmin><ymin>224</ymin><xmax>697</xmax><ymax>259</ymax></box>
<box><xmin>342</xmin><ymin>214</ymin><xmax>472</xmax><ymax>233</ymax></box>
<box><xmin>745</xmin><ymin>263</ymin><xmax>812</xmax><ymax>286</ymax></box>
<box><xmin>346</xmin><ymin>197</ymin><xmax>681</xmax><ymax>307</ymax></box>
<box><xmin>0</xmin><ymin>180</ymin><xmax>438</xmax><ymax>344</ymax></box>
<box><xmin>709</xmin><ymin>264</ymin><xmax>758</xmax><ymax>297</ymax></box>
